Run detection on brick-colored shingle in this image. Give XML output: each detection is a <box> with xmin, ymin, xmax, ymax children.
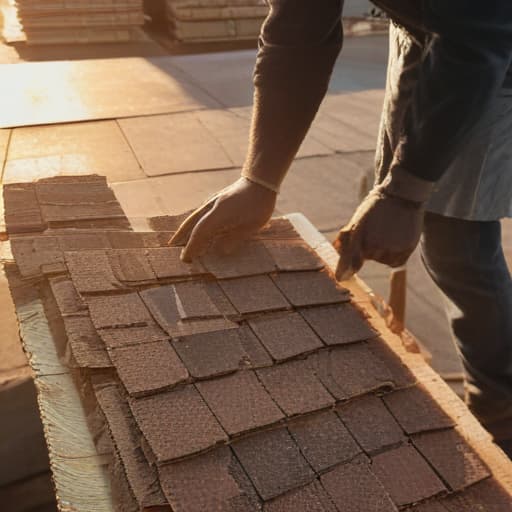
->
<box><xmin>98</xmin><ymin>324</ymin><xmax>169</xmax><ymax>349</ymax></box>
<box><xmin>173</xmin><ymin>281</ymin><xmax>221</xmax><ymax>320</ymax></box>
<box><xmin>108</xmin><ymin>248</ymin><xmax>156</xmax><ymax>283</ymax></box>
<box><xmin>147</xmin><ymin>246</ymin><xmax>205</xmax><ymax>279</ymax></box>
<box><xmin>86</xmin><ymin>293</ymin><xmax>153</xmax><ymax>329</ymax></box>
<box><xmin>11</xmin><ymin>236</ymin><xmax>64</xmax><ymax>278</ymax></box>
<box><xmin>4</xmin><ymin>182</ymin><xmax>46</xmax><ymax>234</ymax></box>
<box><xmin>49</xmin><ymin>276</ymin><xmax>87</xmax><ymax>316</ymax></box>
<box><xmin>263</xmin><ymin>240</ymin><xmax>324</xmax><ymax>272</ymax></box>
<box><xmin>264</xmin><ymin>481</ymin><xmax>337</xmax><ymax>512</ymax></box>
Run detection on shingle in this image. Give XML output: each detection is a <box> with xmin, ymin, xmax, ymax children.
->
<box><xmin>148</xmin><ymin>212</ymin><xmax>192</xmax><ymax>232</ymax></box>
<box><xmin>313</xmin><ymin>344</ymin><xmax>394</xmax><ymax>400</ymax></box>
<box><xmin>94</xmin><ymin>383</ymin><xmax>168</xmax><ymax>509</ymax></box>
<box><xmin>372</xmin><ymin>445</ymin><xmax>446</xmax><ymax>506</ymax></box>
<box><xmin>196</xmin><ymin>371</ymin><xmax>284</xmax><ymax>436</ymax></box>
<box><xmin>107</xmin><ymin>231</ymin><xmax>174</xmax><ymax>249</ymax></box>
<box><xmin>201</xmin><ymin>240</ymin><xmax>276</xmax><ymax>279</ymax></box>
<box><xmin>271</xmin><ymin>271</ymin><xmax>350</xmax><ymax>307</ymax></box>
<box><xmin>65</xmin><ymin>250</ymin><xmax>124</xmax><ymax>293</ymax></box>
<box><xmin>237</xmin><ymin>324</ymin><xmax>273</xmax><ymax>368</ymax></box>
<box><xmin>57</xmin><ymin>232</ymin><xmax>111</xmax><ymax>250</ymax></box>
<box><xmin>36</xmin><ymin>180</ymin><xmax>117</xmax><ymax>204</ymax></box>
<box><xmin>173</xmin><ymin>281</ymin><xmax>222</xmax><ymax>319</ymax></box>
<box><xmin>300</xmin><ymin>304</ymin><xmax>377</xmax><ymax>346</ymax></box>
<box><xmin>288</xmin><ymin>410</ymin><xmax>361</xmax><ymax>472</ymax></box>
<box><xmin>337</xmin><ymin>394</ymin><xmax>405</xmax><ymax>454</ymax></box>
<box><xmin>253</xmin><ymin>218</ymin><xmax>300</xmax><ymax>240</ymax></box>
<box><xmin>11</xmin><ymin>236</ymin><xmax>64</xmax><ymax>278</ymax></box>
<box><xmin>147</xmin><ymin>246</ymin><xmax>205</xmax><ymax>279</ymax></box>
<box><xmin>408</xmin><ymin>502</ymin><xmax>449</xmax><ymax>512</ymax></box>
<box><xmin>158</xmin><ymin>446</ymin><xmax>260</xmax><ymax>512</ymax></box>
<box><xmin>263</xmin><ymin>240</ymin><xmax>324</xmax><ymax>272</ymax></box>
<box><xmin>257</xmin><ymin>359</ymin><xmax>334</xmax><ymax>417</ymax></box>
<box><xmin>140</xmin><ymin>285</ymin><xmax>237</xmax><ymax>337</ymax></box>
<box><xmin>442</xmin><ymin>478</ymin><xmax>512</xmax><ymax>512</ymax></box>
<box><xmin>49</xmin><ymin>277</ymin><xmax>87</xmax><ymax>316</ymax></box>
<box><xmin>108</xmin><ymin>249</ymin><xmax>156</xmax><ymax>283</ymax></box>
<box><xmin>219</xmin><ymin>275</ymin><xmax>289</xmax><ymax>315</ymax></box>
<box><xmin>413</xmin><ymin>430</ymin><xmax>491</xmax><ymax>491</ymax></box>
<box><xmin>109</xmin><ymin>341</ymin><xmax>189</xmax><ymax>396</ymax></box>
<box><xmin>130</xmin><ymin>386</ymin><xmax>227</xmax><ymax>463</ymax></box>
<box><xmin>264</xmin><ymin>481</ymin><xmax>337</xmax><ymax>512</ymax></box>
<box><xmin>232</xmin><ymin>427</ymin><xmax>315</xmax><ymax>500</ymax></box>
<box><xmin>98</xmin><ymin>324</ymin><xmax>169</xmax><ymax>349</ymax></box>
<box><xmin>248</xmin><ymin>311</ymin><xmax>323</xmax><ymax>361</ymax></box>
<box><xmin>3</xmin><ymin>182</ymin><xmax>46</xmax><ymax>234</ymax></box>
<box><xmin>383</xmin><ymin>386</ymin><xmax>455</xmax><ymax>434</ymax></box>
<box><xmin>86</xmin><ymin>293</ymin><xmax>153</xmax><ymax>329</ymax></box>
<box><xmin>320</xmin><ymin>459</ymin><xmax>397</xmax><ymax>512</ymax></box>
<box><xmin>40</xmin><ymin>202</ymin><xmax>126</xmax><ymax>224</ymax></box>
<box><xmin>203</xmin><ymin>281</ymin><xmax>238</xmax><ymax>317</ymax></box>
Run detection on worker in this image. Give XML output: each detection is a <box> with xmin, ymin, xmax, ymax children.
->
<box><xmin>171</xmin><ymin>2</ymin><xmax>512</xmax><ymax>457</ymax></box>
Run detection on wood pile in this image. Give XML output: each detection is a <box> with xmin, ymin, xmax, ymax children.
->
<box><xmin>14</xmin><ymin>0</ymin><xmax>145</xmax><ymax>45</ymax></box>
<box><xmin>166</xmin><ymin>0</ymin><xmax>268</xmax><ymax>43</ymax></box>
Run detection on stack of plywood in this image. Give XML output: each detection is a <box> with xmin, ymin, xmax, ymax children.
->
<box><xmin>14</xmin><ymin>0</ymin><xmax>145</xmax><ymax>45</ymax></box>
<box><xmin>167</xmin><ymin>0</ymin><xmax>268</xmax><ymax>43</ymax></box>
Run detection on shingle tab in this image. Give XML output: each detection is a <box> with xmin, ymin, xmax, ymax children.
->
<box><xmin>320</xmin><ymin>460</ymin><xmax>397</xmax><ymax>512</ymax></box>
<box><xmin>57</xmin><ymin>232</ymin><xmax>111</xmax><ymax>250</ymax></box>
<box><xmin>36</xmin><ymin>179</ymin><xmax>117</xmax><ymax>205</ymax></box>
<box><xmin>49</xmin><ymin>276</ymin><xmax>88</xmax><ymax>316</ymax></box>
<box><xmin>272</xmin><ymin>271</ymin><xmax>350</xmax><ymax>307</ymax></box>
<box><xmin>248</xmin><ymin>311</ymin><xmax>323</xmax><ymax>361</ymax></box>
<box><xmin>232</xmin><ymin>427</ymin><xmax>315</xmax><ymax>500</ymax></box>
<box><xmin>108</xmin><ymin>249</ymin><xmax>156</xmax><ymax>283</ymax></box>
<box><xmin>41</xmin><ymin>202</ymin><xmax>126</xmax><ymax>224</ymax></box>
<box><xmin>413</xmin><ymin>430</ymin><xmax>491</xmax><ymax>491</ymax></box>
<box><xmin>98</xmin><ymin>324</ymin><xmax>169</xmax><ymax>349</ymax></box>
<box><xmin>196</xmin><ymin>371</ymin><xmax>284</xmax><ymax>436</ymax></box>
<box><xmin>11</xmin><ymin>236</ymin><xmax>64</xmax><ymax>278</ymax></box>
<box><xmin>257</xmin><ymin>359</ymin><xmax>334</xmax><ymax>417</ymax></box>
<box><xmin>147</xmin><ymin>246</ymin><xmax>205</xmax><ymax>279</ymax></box>
<box><xmin>300</xmin><ymin>304</ymin><xmax>377</xmax><ymax>346</ymax></box>
<box><xmin>263</xmin><ymin>240</ymin><xmax>324</xmax><ymax>272</ymax></box>
<box><xmin>288</xmin><ymin>410</ymin><xmax>361</xmax><ymax>472</ymax></box>
<box><xmin>264</xmin><ymin>481</ymin><xmax>337</xmax><ymax>512</ymax></box>
<box><xmin>442</xmin><ymin>479</ymin><xmax>512</xmax><ymax>512</ymax></box>
<box><xmin>337</xmin><ymin>395</ymin><xmax>405</xmax><ymax>454</ymax></box>
<box><xmin>371</xmin><ymin>445</ymin><xmax>446</xmax><ymax>506</ymax></box>
<box><xmin>3</xmin><ymin>182</ymin><xmax>46</xmax><ymax>234</ymax></box>
<box><xmin>173</xmin><ymin>281</ymin><xmax>222</xmax><ymax>320</ymax></box>
<box><xmin>109</xmin><ymin>341</ymin><xmax>189</xmax><ymax>396</ymax></box>
<box><xmin>237</xmin><ymin>324</ymin><xmax>273</xmax><ymax>368</ymax></box>
<box><xmin>130</xmin><ymin>386</ymin><xmax>227</xmax><ymax>463</ymax></box>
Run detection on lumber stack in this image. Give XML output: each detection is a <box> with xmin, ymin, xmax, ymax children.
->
<box><xmin>166</xmin><ymin>0</ymin><xmax>268</xmax><ymax>43</ymax></box>
<box><xmin>14</xmin><ymin>0</ymin><xmax>145</xmax><ymax>45</ymax></box>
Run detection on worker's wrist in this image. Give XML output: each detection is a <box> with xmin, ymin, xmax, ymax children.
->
<box><xmin>379</xmin><ymin>165</ymin><xmax>435</xmax><ymax>204</ymax></box>
<box><xmin>241</xmin><ymin>171</ymin><xmax>280</xmax><ymax>194</ymax></box>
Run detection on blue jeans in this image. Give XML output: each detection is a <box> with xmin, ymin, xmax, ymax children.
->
<box><xmin>421</xmin><ymin>212</ymin><xmax>512</xmax><ymax>454</ymax></box>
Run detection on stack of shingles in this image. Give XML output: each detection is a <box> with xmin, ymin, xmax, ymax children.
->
<box><xmin>4</xmin><ymin>174</ymin><xmax>512</xmax><ymax>512</ymax></box>
<box><xmin>166</xmin><ymin>0</ymin><xmax>268</xmax><ymax>43</ymax></box>
<box><xmin>14</xmin><ymin>0</ymin><xmax>145</xmax><ymax>45</ymax></box>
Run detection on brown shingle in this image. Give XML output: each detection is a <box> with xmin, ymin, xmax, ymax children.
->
<box><xmin>202</xmin><ymin>281</ymin><xmax>238</xmax><ymax>317</ymax></box>
<box><xmin>219</xmin><ymin>275</ymin><xmax>289</xmax><ymax>315</ymax></box>
<box><xmin>147</xmin><ymin>246</ymin><xmax>205</xmax><ymax>279</ymax></box>
<box><xmin>253</xmin><ymin>218</ymin><xmax>300</xmax><ymax>240</ymax></box>
<box><xmin>11</xmin><ymin>236</ymin><xmax>64</xmax><ymax>278</ymax></box>
<box><xmin>196</xmin><ymin>371</ymin><xmax>284</xmax><ymax>436</ymax></box>
<box><xmin>108</xmin><ymin>249</ymin><xmax>156</xmax><ymax>283</ymax></box>
<box><xmin>3</xmin><ymin>182</ymin><xmax>46</xmax><ymax>234</ymax></box>
<box><xmin>98</xmin><ymin>324</ymin><xmax>169</xmax><ymax>349</ymax></box>
<box><xmin>371</xmin><ymin>445</ymin><xmax>446</xmax><ymax>506</ymax></box>
<box><xmin>65</xmin><ymin>250</ymin><xmax>124</xmax><ymax>293</ymax></box>
<box><xmin>320</xmin><ymin>459</ymin><xmax>397</xmax><ymax>512</ymax></box>
<box><xmin>263</xmin><ymin>240</ymin><xmax>324</xmax><ymax>272</ymax></box>
<box><xmin>158</xmin><ymin>446</ymin><xmax>260</xmax><ymax>512</ymax></box>
<box><xmin>271</xmin><ymin>271</ymin><xmax>350</xmax><ymax>307</ymax></box>
<box><xmin>40</xmin><ymin>202</ymin><xmax>126</xmax><ymax>224</ymax></box>
<box><xmin>442</xmin><ymin>478</ymin><xmax>512</xmax><ymax>512</ymax></box>
<box><xmin>109</xmin><ymin>341</ymin><xmax>189</xmax><ymax>396</ymax></box>
<box><xmin>408</xmin><ymin>502</ymin><xmax>449</xmax><ymax>512</ymax></box>
<box><xmin>85</xmin><ymin>293</ymin><xmax>153</xmax><ymax>329</ymax></box>
<box><xmin>237</xmin><ymin>324</ymin><xmax>273</xmax><ymax>368</ymax></box>
<box><xmin>288</xmin><ymin>410</ymin><xmax>361</xmax><ymax>472</ymax></box>
<box><xmin>248</xmin><ymin>311</ymin><xmax>323</xmax><ymax>361</ymax></box>
<box><xmin>57</xmin><ymin>232</ymin><xmax>111</xmax><ymax>250</ymax></box>
<box><xmin>49</xmin><ymin>277</ymin><xmax>87</xmax><ymax>316</ymax></box>
<box><xmin>36</xmin><ymin>179</ymin><xmax>117</xmax><ymax>204</ymax></box>
<box><xmin>264</xmin><ymin>481</ymin><xmax>337</xmax><ymax>512</ymax></box>
<box><xmin>130</xmin><ymin>385</ymin><xmax>227</xmax><ymax>463</ymax></box>
<box><xmin>413</xmin><ymin>430</ymin><xmax>491</xmax><ymax>491</ymax></box>
<box><xmin>314</xmin><ymin>344</ymin><xmax>394</xmax><ymax>400</ymax></box>
<box><xmin>257</xmin><ymin>359</ymin><xmax>334</xmax><ymax>417</ymax></box>
<box><xmin>173</xmin><ymin>281</ymin><xmax>221</xmax><ymax>319</ymax></box>
<box><xmin>201</xmin><ymin>240</ymin><xmax>276</xmax><ymax>279</ymax></box>
<box><xmin>300</xmin><ymin>304</ymin><xmax>377</xmax><ymax>346</ymax></box>
<box><xmin>337</xmin><ymin>395</ymin><xmax>405</xmax><ymax>454</ymax></box>
<box><xmin>383</xmin><ymin>386</ymin><xmax>455</xmax><ymax>434</ymax></box>
<box><xmin>232</xmin><ymin>427</ymin><xmax>315</xmax><ymax>500</ymax></box>
<box><xmin>107</xmin><ymin>230</ymin><xmax>174</xmax><ymax>249</ymax></box>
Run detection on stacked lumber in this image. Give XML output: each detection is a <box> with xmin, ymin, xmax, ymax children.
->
<box><xmin>14</xmin><ymin>0</ymin><xmax>145</xmax><ymax>45</ymax></box>
<box><xmin>167</xmin><ymin>0</ymin><xmax>268</xmax><ymax>43</ymax></box>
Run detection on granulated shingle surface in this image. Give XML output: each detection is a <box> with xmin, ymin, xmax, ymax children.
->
<box><xmin>237</xmin><ymin>324</ymin><xmax>273</xmax><ymax>368</ymax></box>
<box><xmin>3</xmin><ymin>182</ymin><xmax>46</xmax><ymax>233</ymax></box>
<box><xmin>442</xmin><ymin>479</ymin><xmax>512</xmax><ymax>512</ymax></box>
<box><xmin>41</xmin><ymin>202</ymin><xmax>126</xmax><ymax>224</ymax></box>
<box><xmin>130</xmin><ymin>385</ymin><xmax>227</xmax><ymax>462</ymax></box>
<box><xmin>372</xmin><ymin>445</ymin><xmax>446</xmax><ymax>506</ymax></box>
<box><xmin>86</xmin><ymin>293</ymin><xmax>153</xmax><ymax>329</ymax></box>
<box><xmin>409</xmin><ymin>502</ymin><xmax>449</xmax><ymax>512</ymax></box>
<box><xmin>219</xmin><ymin>275</ymin><xmax>289</xmax><ymax>315</ymax></box>
<box><xmin>288</xmin><ymin>410</ymin><xmax>361</xmax><ymax>472</ymax></box>
<box><xmin>252</xmin><ymin>218</ymin><xmax>300</xmax><ymax>240</ymax></box>
<box><xmin>202</xmin><ymin>281</ymin><xmax>238</xmax><ymax>317</ymax></box>
<box><xmin>383</xmin><ymin>386</ymin><xmax>455</xmax><ymax>434</ymax></box>
<box><xmin>49</xmin><ymin>277</ymin><xmax>88</xmax><ymax>316</ymax></box>
<box><xmin>11</xmin><ymin>236</ymin><xmax>64</xmax><ymax>278</ymax></box>
<box><xmin>320</xmin><ymin>460</ymin><xmax>397</xmax><ymax>512</ymax></box>
<box><xmin>257</xmin><ymin>359</ymin><xmax>334</xmax><ymax>417</ymax></box>
<box><xmin>108</xmin><ymin>249</ymin><xmax>156</xmax><ymax>283</ymax></box>
<box><xmin>264</xmin><ymin>481</ymin><xmax>337</xmax><ymax>512</ymax></box>
<box><xmin>147</xmin><ymin>246</ymin><xmax>205</xmax><ymax>279</ymax></box>
<box><xmin>248</xmin><ymin>311</ymin><xmax>323</xmax><ymax>361</ymax></box>
<box><xmin>107</xmin><ymin>231</ymin><xmax>173</xmax><ymax>249</ymax></box>
<box><xmin>109</xmin><ymin>341</ymin><xmax>189</xmax><ymax>396</ymax></box>
<box><xmin>36</xmin><ymin>180</ymin><xmax>117</xmax><ymax>205</ymax></box>
<box><xmin>173</xmin><ymin>281</ymin><xmax>221</xmax><ymax>319</ymax></box>
<box><xmin>263</xmin><ymin>240</ymin><xmax>324</xmax><ymax>272</ymax></box>
<box><xmin>337</xmin><ymin>394</ymin><xmax>405</xmax><ymax>454</ymax></box>
<box><xmin>196</xmin><ymin>371</ymin><xmax>284</xmax><ymax>435</ymax></box>
<box><xmin>300</xmin><ymin>304</ymin><xmax>377</xmax><ymax>346</ymax></box>
<box><xmin>413</xmin><ymin>429</ymin><xmax>491</xmax><ymax>491</ymax></box>
<box><xmin>98</xmin><ymin>324</ymin><xmax>169</xmax><ymax>349</ymax></box>
<box><xmin>57</xmin><ymin>232</ymin><xmax>111</xmax><ymax>251</ymax></box>
<box><xmin>272</xmin><ymin>271</ymin><xmax>350</xmax><ymax>307</ymax></box>
<box><xmin>232</xmin><ymin>427</ymin><xmax>315</xmax><ymax>500</ymax></box>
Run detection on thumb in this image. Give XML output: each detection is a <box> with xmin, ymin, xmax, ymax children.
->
<box><xmin>333</xmin><ymin>226</ymin><xmax>364</xmax><ymax>281</ymax></box>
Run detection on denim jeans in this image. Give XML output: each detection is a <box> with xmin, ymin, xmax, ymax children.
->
<box><xmin>421</xmin><ymin>212</ymin><xmax>512</xmax><ymax>454</ymax></box>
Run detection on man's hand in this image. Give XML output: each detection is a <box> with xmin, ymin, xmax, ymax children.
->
<box><xmin>333</xmin><ymin>190</ymin><xmax>425</xmax><ymax>281</ymax></box>
<box><xmin>169</xmin><ymin>177</ymin><xmax>277</xmax><ymax>262</ymax></box>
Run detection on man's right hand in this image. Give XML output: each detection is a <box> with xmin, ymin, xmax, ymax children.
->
<box><xmin>169</xmin><ymin>177</ymin><xmax>277</xmax><ymax>262</ymax></box>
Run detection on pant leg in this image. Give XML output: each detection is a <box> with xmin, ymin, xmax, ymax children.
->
<box><xmin>421</xmin><ymin>211</ymin><xmax>512</xmax><ymax>452</ymax></box>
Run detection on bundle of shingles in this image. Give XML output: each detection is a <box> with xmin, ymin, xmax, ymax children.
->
<box><xmin>166</xmin><ymin>0</ymin><xmax>268</xmax><ymax>43</ymax></box>
<box><xmin>13</xmin><ymin>0</ymin><xmax>145</xmax><ymax>45</ymax></box>
<box><xmin>3</xmin><ymin>174</ymin><xmax>512</xmax><ymax>511</ymax></box>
